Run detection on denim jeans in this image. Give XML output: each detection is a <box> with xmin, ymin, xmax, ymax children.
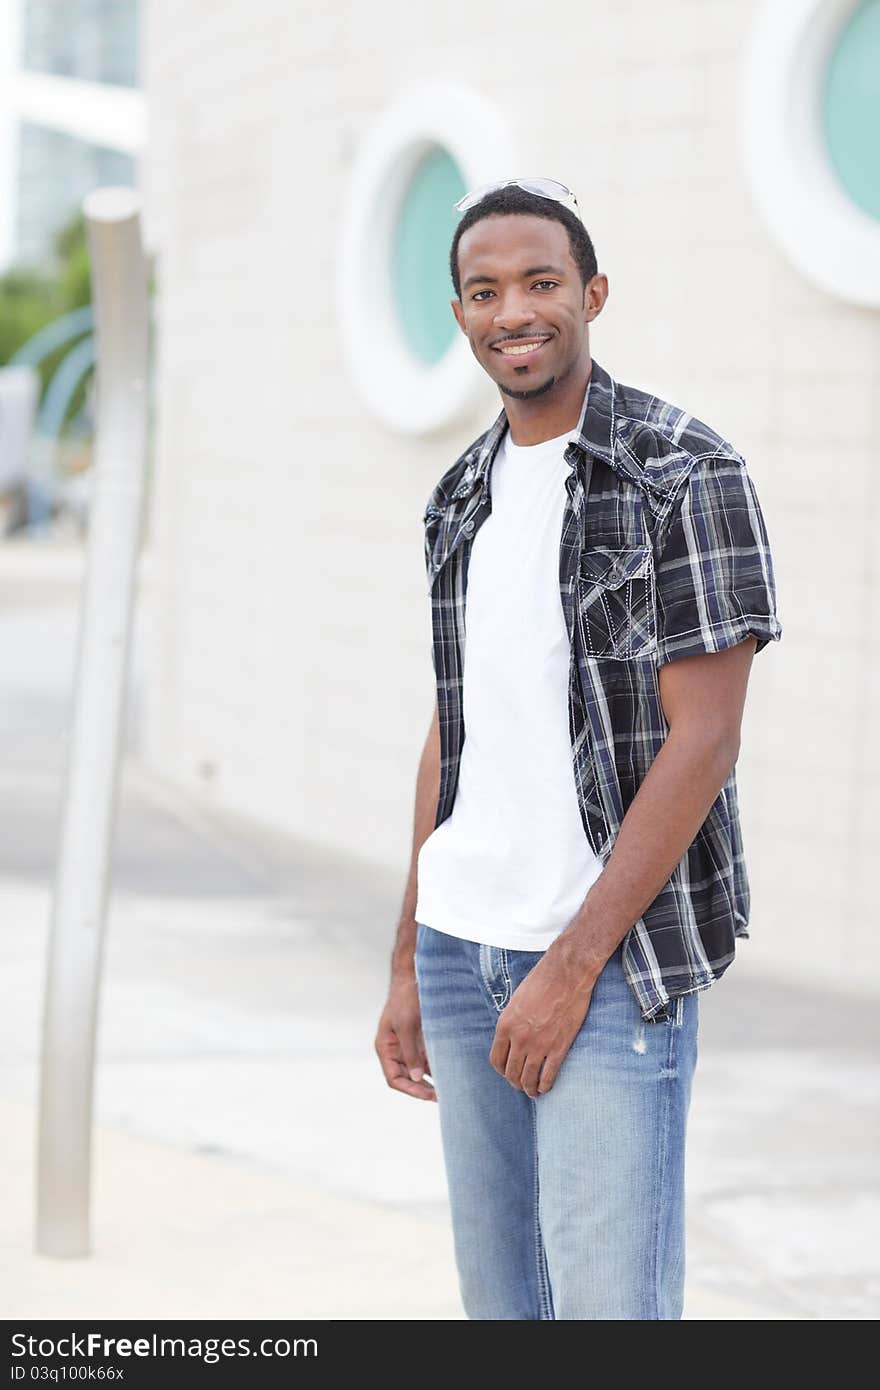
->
<box><xmin>414</xmin><ymin>922</ymin><xmax>699</xmax><ymax>1320</ymax></box>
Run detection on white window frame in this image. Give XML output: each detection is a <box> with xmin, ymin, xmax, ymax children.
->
<box><xmin>739</xmin><ymin>0</ymin><xmax>880</xmax><ymax>307</ymax></box>
<box><xmin>336</xmin><ymin>82</ymin><xmax>514</xmax><ymax>434</ymax></box>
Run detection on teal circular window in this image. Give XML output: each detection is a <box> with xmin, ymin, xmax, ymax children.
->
<box><xmin>822</xmin><ymin>0</ymin><xmax>880</xmax><ymax>221</ymax></box>
<box><xmin>391</xmin><ymin>148</ymin><xmax>466</xmax><ymax>365</ymax></box>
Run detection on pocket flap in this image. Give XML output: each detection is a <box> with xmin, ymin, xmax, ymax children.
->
<box><xmin>578</xmin><ymin>545</ymin><xmax>653</xmax><ymax>588</ymax></box>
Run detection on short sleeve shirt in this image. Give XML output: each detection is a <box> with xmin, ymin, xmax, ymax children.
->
<box><xmin>422</xmin><ymin>358</ymin><xmax>782</xmax><ymax>1022</ymax></box>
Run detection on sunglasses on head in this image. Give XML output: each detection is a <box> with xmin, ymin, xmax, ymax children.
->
<box><xmin>453</xmin><ymin>177</ymin><xmax>580</xmax><ymax>217</ymax></box>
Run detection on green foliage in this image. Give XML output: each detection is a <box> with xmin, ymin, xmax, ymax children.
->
<box><xmin>0</xmin><ymin>266</ymin><xmax>62</xmax><ymax>367</ymax></box>
<box><xmin>0</xmin><ymin>208</ymin><xmax>94</xmax><ymax>434</ymax></box>
<box><xmin>54</xmin><ymin>213</ymin><xmax>92</xmax><ymax>311</ymax></box>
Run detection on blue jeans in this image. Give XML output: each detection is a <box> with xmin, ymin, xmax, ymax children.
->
<box><xmin>414</xmin><ymin>922</ymin><xmax>699</xmax><ymax>1320</ymax></box>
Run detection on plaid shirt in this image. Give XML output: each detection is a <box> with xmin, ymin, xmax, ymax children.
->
<box><xmin>423</xmin><ymin>357</ymin><xmax>782</xmax><ymax>1022</ymax></box>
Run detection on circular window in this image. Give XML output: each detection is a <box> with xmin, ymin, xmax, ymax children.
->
<box><xmin>739</xmin><ymin>0</ymin><xmax>880</xmax><ymax>306</ymax></box>
<box><xmin>392</xmin><ymin>147</ymin><xmax>465</xmax><ymax>365</ymax></box>
<box><xmin>336</xmin><ymin>83</ymin><xmax>514</xmax><ymax>434</ymax></box>
<box><xmin>822</xmin><ymin>0</ymin><xmax>880</xmax><ymax>221</ymax></box>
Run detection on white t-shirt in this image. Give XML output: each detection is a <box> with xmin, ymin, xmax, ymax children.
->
<box><xmin>415</xmin><ymin>425</ymin><xmax>605</xmax><ymax>951</ymax></box>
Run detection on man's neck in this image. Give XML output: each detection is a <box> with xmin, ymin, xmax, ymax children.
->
<box><xmin>503</xmin><ymin>356</ymin><xmax>593</xmax><ymax>446</ymax></box>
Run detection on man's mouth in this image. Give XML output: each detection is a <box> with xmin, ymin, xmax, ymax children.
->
<box><xmin>492</xmin><ymin>335</ymin><xmax>551</xmax><ymax>359</ymax></box>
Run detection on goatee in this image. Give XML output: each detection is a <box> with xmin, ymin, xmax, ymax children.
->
<box><xmin>499</xmin><ymin>376</ymin><xmax>556</xmax><ymax>401</ymax></box>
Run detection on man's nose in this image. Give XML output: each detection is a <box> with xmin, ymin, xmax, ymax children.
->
<box><xmin>493</xmin><ymin>294</ymin><xmax>537</xmax><ymax>330</ymax></box>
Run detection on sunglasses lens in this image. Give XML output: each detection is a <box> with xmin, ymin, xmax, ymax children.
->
<box><xmin>520</xmin><ymin>178</ymin><xmax>566</xmax><ymax>199</ymax></box>
<box><xmin>454</xmin><ymin>181</ymin><xmax>497</xmax><ymax>212</ymax></box>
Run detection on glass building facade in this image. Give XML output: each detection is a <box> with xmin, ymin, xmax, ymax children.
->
<box><xmin>22</xmin><ymin>0</ymin><xmax>140</xmax><ymax>88</ymax></box>
<box><xmin>16</xmin><ymin>125</ymin><xmax>135</xmax><ymax>266</ymax></box>
<box><xmin>13</xmin><ymin>0</ymin><xmax>140</xmax><ymax>267</ymax></box>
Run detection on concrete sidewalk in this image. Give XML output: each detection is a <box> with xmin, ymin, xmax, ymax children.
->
<box><xmin>1</xmin><ymin>541</ymin><xmax>877</xmax><ymax>1320</ymax></box>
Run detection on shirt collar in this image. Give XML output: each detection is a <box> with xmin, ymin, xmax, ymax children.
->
<box><xmin>465</xmin><ymin>357</ymin><xmax>621</xmax><ymax>500</ymax></box>
<box><xmin>570</xmin><ymin>356</ymin><xmax>617</xmax><ymax>467</ymax></box>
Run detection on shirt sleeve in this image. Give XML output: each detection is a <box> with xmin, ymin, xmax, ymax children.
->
<box><xmin>654</xmin><ymin>452</ymin><xmax>782</xmax><ymax>666</ymax></box>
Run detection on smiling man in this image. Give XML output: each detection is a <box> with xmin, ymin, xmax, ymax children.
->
<box><xmin>374</xmin><ymin>179</ymin><xmax>782</xmax><ymax>1320</ymax></box>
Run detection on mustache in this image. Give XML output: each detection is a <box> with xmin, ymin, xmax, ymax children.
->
<box><xmin>491</xmin><ymin>333</ymin><xmax>552</xmax><ymax>346</ymax></box>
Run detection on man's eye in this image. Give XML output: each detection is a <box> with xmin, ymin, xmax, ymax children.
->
<box><xmin>472</xmin><ymin>290</ymin><xmax>494</xmax><ymax>301</ymax></box>
<box><xmin>534</xmin><ymin>280</ymin><xmax>558</xmax><ymax>290</ymax></box>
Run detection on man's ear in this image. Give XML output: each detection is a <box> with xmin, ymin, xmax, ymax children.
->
<box><xmin>451</xmin><ymin>298</ymin><xmax>466</xmax><ymax>334</ymax></box>
<box><xmin>585</xmin><ymin>273</ymin><xmax>609</xmax><ymax>323</ymax></box>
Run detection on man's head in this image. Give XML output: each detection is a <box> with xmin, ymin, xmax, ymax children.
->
<box><xmin>449</xmin><ymin>185</ymin><xmax>607</xmax><ymax>402</ymax></box>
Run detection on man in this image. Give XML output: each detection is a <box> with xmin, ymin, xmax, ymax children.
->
<box><xmin>374</xmin><ymin>178</ymin><xmax>782</xmax><ymax>1320</ymax></box>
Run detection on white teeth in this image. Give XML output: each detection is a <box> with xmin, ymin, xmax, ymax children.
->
<box><xmin>498</xmin><ymin>340</ymin><xmax>547</xmax><ymax>355</ymax></box>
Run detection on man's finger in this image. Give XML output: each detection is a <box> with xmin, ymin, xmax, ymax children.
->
<box><xmin>504</xmin><ymin>1045</ymin><xmax>527</xmax><ymax>1089</ymax></box>
<box><xmin>375</xmin><ymin>1027</ymin><xmax>407</xmax><ymax>1085</ymax></box>
<box><xmin>417</xmin><ymin>1030</ymin><xmax>433</xmax><ymax>1078</ymax></box>
<box><xmin>400</xmin><ymin>1033</ymin><xmax>430</xmax><ymax>1082</ymax></box>
<box><xmin>388</xmin><ymin>1074</ymin><xmax>437</xmax><ymax>1102</ymax></box>
<box><xmin>377</xmin><ymin>1026</ymin><xmax>435</xmax><ymax>1097</ymax></box>
<box><xmin>537</xmin><ymin>1054</ymin><xmax>563</xmax><ymax>1094</ymax></box>
<box><xmin>520</xmin><ymin>1056</ymin><xmax>544</xmax><ymax>1100</ymax></box>
<box><xmin>383</xmin><ymin>1043</ymin><xmax>437</xmax><ymax>1100</ymax></box>
<box><xmin>489</xmin><ymin>1032</ymin><xmax>510</xmax><ymax>1076</ymax></box>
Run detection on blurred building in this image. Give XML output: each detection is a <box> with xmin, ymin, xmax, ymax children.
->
<box><xmin>141</xmin><ymin>0</ymin><xmax>880</xmax><ymax>995</ymax></box>
<box><xmin>0</xmin><ymin>0</ymin><xmax>143</xmax><ymax>269</ymax></box>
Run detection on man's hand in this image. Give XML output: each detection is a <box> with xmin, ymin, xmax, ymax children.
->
<box><xmin>489</xmin><ymin>952</ymin><xmax>595</xmax><ymax>1099</ymax></box>
<box><xmin>374</xmin><ymin>970</ymin><xmax>437</xmax><ymax>1102</ymax></box>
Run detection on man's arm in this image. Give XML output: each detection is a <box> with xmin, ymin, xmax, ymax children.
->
<box><xmin>552</xmin><ymin>636</ymin><xmax>755</xmax><ymax>981</ymax></box>
<box><xmin>488</xmin><ymin>637</ymin><xmax>756</xmax><ymax>1098</ymax></box>
<box><xmin>374</xmin><ymin>699</ymin><xmax>440</xmax><ymax>1102</ymax></box>
<box><xmin>390</xmin><ymin>698</ymin><xmax>440</xmax><ymax>976</ymax></box>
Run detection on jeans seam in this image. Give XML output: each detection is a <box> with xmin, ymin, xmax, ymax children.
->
<box><xmin>651</xmin><ymin>1017</ymin><xmax>677</xmax><ymax>1317</ymax></box>
<box><xmin>530</xmin><ymin>1100</ymin><xmax>554</xmax><ymax>1320</ymax></box>
<box><xmin>499</xmin><ymin>949</ymin><xmax>512</xmax><ymax>1008</ymax></box>
<box><xmin>477</xmin><ymin>945</ymin><xmax>506</xmax><ymax>1017</ymax></box>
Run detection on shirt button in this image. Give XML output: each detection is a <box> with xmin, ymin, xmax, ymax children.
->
<box><xmin>463</xmin><ymin>519</ymin><xmax>475</xmax><ymax>535</ymax></box>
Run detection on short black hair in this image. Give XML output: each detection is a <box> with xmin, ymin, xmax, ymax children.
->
<box><xmin>449</xmin><ymin>184</ymin><xmax>598</xmax><ymax>300</ymax></box>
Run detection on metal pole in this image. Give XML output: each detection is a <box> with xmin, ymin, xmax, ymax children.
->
<box><xmin>36</xmin><ymin>187</ymin><xmax>150</xmax><ymax>1256</ymax></box>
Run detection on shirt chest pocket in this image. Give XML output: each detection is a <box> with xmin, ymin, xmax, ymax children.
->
<box><xmin>575</xmin><ymin>545</ymin><xmax>657</xmax><ymax>659</ymax></box>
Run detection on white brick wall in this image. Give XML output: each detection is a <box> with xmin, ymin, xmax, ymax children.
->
<box><xmin>142</xmin><ymin>0</ymin><xmax>880</xmax><ymax>994</ymax></box>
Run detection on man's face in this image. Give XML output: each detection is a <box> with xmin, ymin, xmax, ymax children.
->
<box><xmin>451</xmin><ymin>214</ymin><xmax>605</xmax><ymax>400</ymax></box>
